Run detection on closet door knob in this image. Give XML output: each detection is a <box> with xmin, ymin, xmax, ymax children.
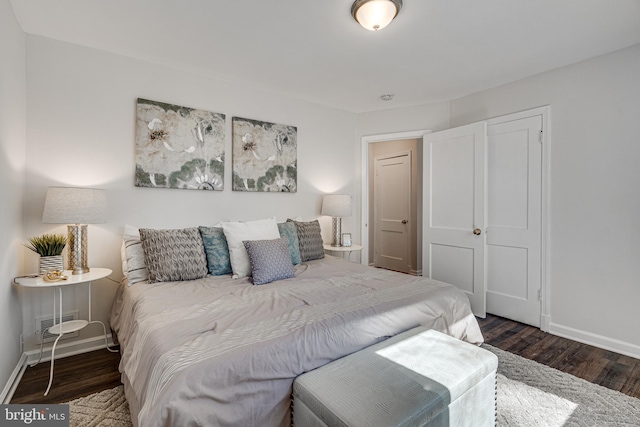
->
<box><xmin>473</xmin><ymin>228</ymin><xmax>482</xmax><ymax>235</ymax></box>
<box><xmin>402</xmin><ymin>220</ymin><xmax>408</xmax><ymax>224</ymax></box>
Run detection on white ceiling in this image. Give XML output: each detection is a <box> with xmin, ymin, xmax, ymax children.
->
<box><xmin>10</xmin><ymin>0</ymin><xmax>640</xmax><ymax>113</ymax></box>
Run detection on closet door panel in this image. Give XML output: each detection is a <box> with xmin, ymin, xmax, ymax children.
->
<box><xmin>486</xmin><ymin>115</ymin><xmax>543</xmax><ymax>327</ymax></box>
<box><xmin>424</xmin><ymin>121</ymin><xmax>487</xmax><ymax>317</ymax></box>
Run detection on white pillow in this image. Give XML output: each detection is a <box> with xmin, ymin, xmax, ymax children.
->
<box><xmin>121</xmin><ymin>225</ymin><xmax>149</xmax><ymax>286</ymax></box>
<box><xmin>124</xmin><ymin>224</ymin><xmax>140</xmax><ymax>236</ymax></box>
<box><xmin>120</xmin><ymin>240</ymin><xmax>127</xmax><ymax>276</ymax></box>
<box><xmin>221</xmin><ymin>217</ymin><xmax>280</xmax><ymax>278</ymax></box>
<box><xmin>120</xmin><ymin>224</ymin><xmax>140</xmax><ymax>274</ymax></box>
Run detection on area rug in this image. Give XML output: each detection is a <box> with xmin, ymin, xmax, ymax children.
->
<box><xmin>482</xmin><ymin>345</ymin><xmax>640</xmax><ymax>426</ymax></box>
<box><xmin>66</xmin><ymin>345</ymin><xmax>640</xmax><ymax>426</ymax></box>
<box><xmin>67</xmin><ymin>385</ymin><xmax>132</xmax><ymax>427</ymax></box>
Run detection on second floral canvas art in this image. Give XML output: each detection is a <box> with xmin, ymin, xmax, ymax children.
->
<box><xmin>232</xmin><ymin>117</ymin><xmax>297</xmax><ymax>192</ymax></box>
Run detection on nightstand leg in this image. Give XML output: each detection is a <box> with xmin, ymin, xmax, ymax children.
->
<box><xmin>44</xmin><ymin>333</ymin><xmax>63</xmax><ymax>396</ymax></box>
<box><xmin>43</xmin><ymin>286</ymin><xmax>63</xmax><ymax>395</ymax></box>
<box><xmin>87</xmin><ymin>281</ymin><xmax>118</xmax><ymax>353</ymax></box>
<box><xmin>88</xmin><ymin>320</ymin><xmax>119</xmax><ymax>353</ymax></box>
<box><xmin>30</xmin><ymin>330</ymin><xmax>46</xmax><ymax>368</ymax></box>
<box><xmin>88</xmin><ymin>281</ymin><xmax>92</xmax><ymax>322</ymax></box>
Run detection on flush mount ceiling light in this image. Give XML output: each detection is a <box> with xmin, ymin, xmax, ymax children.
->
<box><xmin>351</xmin><ymin>0</ymin><xmax>403</xmax><ymax>31</ymax></box>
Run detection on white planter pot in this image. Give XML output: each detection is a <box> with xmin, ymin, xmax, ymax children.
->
<box><xmin>39</xmin><ymin>255</ymin><xmax>64</xmax><ymax>276</ymax></box>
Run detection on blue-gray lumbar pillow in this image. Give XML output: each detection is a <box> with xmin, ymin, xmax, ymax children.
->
<box><xmin>243</xmin><ymin>237</ymin><xmax>295</xmax><ymax>285</ymax></box>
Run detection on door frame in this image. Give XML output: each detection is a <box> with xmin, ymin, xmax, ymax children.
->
<box><xmin>360</xmin><ymin>130</ymin><xmax>430</xmax><ymax>269</ymax></box>
<box><xmin>486</xmin><ymin>105</ymin><xmax>551</xmax><ymax>331</ymax></box>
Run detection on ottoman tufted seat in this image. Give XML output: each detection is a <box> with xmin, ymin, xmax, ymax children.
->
<box><xmin>292</xmin><ymin>327</ymin><xmax>498</xmax><ymax>427</ymax></box>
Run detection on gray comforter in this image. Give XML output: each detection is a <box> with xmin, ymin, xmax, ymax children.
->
<box><xmin>110</xmin><ymin>255</ymin><xmax>483</xmax><ymax>427</ymax></box>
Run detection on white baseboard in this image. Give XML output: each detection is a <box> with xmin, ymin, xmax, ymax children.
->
<box><xmin>24</xmin><ymin>333</ymin><xmax>117</xmax><ymax>365</ymax></box>
<box><xmin>549</xmin><ymin>322</ymin><xmax>640</xmax><ymax>360</ymax></box>
<box><xmin>1</xmin><ymin>353</ymin><xmax>27</xmax><ymax>404</ymax></box>
<box><xmin>2</xmin><ymin>334</ymin><xmax>117</xmax><ymax>403</ymax></box>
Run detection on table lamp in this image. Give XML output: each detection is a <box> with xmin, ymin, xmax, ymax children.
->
<box><xmin>321</xmin><ymin>194</ymin><xmax>352</xmax><ymax>247</ymax></box>
<box><xmin>42</xmin><ymin>187</ymin><xmax>107</xmax><ymax>275</ymax></box>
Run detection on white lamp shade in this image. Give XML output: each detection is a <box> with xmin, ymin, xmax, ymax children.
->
<box><xmin>42</xmin><ymin>187</ymin><xmax>108</xmax><ymax>224</ymax></box>
<box><xmin>353</xmin><ymin>0</ymin><xmax>401</xmax><ymax>31</ymax></box>
<box><xmin>322</xmin><ymin>194</ymin><xmax>352</xmax><ymax>217</ymax></box>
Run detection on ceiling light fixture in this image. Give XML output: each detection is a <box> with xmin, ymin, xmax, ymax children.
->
<box><xmin>351</xmin><ymin>0</ymin><xmax>403</xmax><ymax>31</ymax></box>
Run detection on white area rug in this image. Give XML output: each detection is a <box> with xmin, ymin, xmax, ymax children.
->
<box><xmin>482</xmin><ymin>345</ymin><xmax>640</xmax><ymax>426</ymax></box>
<box><xmin>67</xmin><ymin>385</ymin><xmax>132</xmax><ymax>427</ymax></box>
<box><xmin>66</xmin><ymin>345</ymin><xmax>640</xmax><ymax>426</ymax></box>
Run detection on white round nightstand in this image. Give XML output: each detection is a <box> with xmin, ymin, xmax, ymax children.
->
<box><xmin>14</xmin><ymin>267</ymin><xmax>117</xmax><ymax>395</ymax></box>
<box><xmin>323</xmin><ymin>244</ymin><xmax>363</xmax><ymax>262</ymax></box>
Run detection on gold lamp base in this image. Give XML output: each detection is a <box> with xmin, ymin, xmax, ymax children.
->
<box><xmin>67</xmin><ymin>224</ymin><xmax>90</xmax><ymax>275</ymax></box>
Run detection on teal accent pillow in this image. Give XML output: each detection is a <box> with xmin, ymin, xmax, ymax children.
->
<box><xmin>277</xmin><ymin>222</ymin><xmax>302</xmax><ymax>265</ymax></box>
<box><xmin>243</xmin><ymin>237</ymin><xmax>295</xmax><ymax>285</ymax></box>
<box><xmin>199</xmin><ymin>226</ymin><xmax>233</xmax><ymax>276</ymax></box>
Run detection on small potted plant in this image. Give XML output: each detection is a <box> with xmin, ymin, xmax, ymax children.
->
<box><xmin>24</xmin><ymin>234</ymin><xmax>67</xmax><ymax>275</ymax></box>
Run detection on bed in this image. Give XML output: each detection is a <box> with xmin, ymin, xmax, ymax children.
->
<box><xmin>111</xmin><ymin>254</ymin><xmax>483</xmax><ymax>427</ymax></box>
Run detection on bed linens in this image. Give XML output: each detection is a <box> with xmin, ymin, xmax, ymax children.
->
<box><xmin>110</xmin><ymin>255</ymin><xmax>483</xmax><ymax>427</ymax></box>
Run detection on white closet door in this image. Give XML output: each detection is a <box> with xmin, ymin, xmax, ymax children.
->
<box><xmin>423</xmin><ymin>122</ymin><xmax>487</xmax><ymax>317</ymax></box>
<box><xmin>486</xmin><ymin>115</ymin><xmax>543</xmax><ymax>326</ymax></box>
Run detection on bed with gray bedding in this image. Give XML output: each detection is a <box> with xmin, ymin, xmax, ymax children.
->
<box><xmin>110</xmin><ymin>255</ymin><xmax>483</xmax><ymax>427</ymax></box>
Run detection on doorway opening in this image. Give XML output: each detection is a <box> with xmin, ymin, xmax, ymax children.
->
<box><xmin>360</xmin><ymin>130</ymin><xmax>429</xmax><ymax>275</ymax></box>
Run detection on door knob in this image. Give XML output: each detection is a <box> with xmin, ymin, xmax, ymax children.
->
<box><xmin>402</xmin><ymin>220</ymin><xmax>408</xmax><ymax>224</ymax></box>
<box><xmin>473</xmin><ymin>228</ymin><xmax>482</xmax><ymax>235</ymax></box>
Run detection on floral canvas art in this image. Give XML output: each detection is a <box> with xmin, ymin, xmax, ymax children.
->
<box><xmin>135</xmin><ymin>98</ymin><xmax>225</xmax><ymax>190</ymax></box>
<box><xmin>232</xmin><ymin>117</ymin><xmax>297</xmax><ymax>192</ymax></box>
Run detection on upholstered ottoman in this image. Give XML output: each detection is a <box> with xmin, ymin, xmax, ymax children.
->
<box><xmin>292</xmin><ymin>327</ymin><xmax>497</xmax><ymax>427</ymax></box>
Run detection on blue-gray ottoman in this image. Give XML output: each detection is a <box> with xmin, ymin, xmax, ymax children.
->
<box><xmin>292</xmin><ymin>327</ymin><xmax>498</xmax><ymax>427</ymax></box>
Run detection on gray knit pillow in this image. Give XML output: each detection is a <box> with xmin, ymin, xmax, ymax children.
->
<box><xmin>288</xmin><ymin>219</ymin><xmax>324</xmax><ymax>262</ymax></box>
<box><xmin>139</xmin><ymin>227</ymin><xmax>208</xmax><ymax>283</ymax></box>
<box><xmin>243</xmin><ymin>237</ymin><xmax>295</xmax><ymax>285</ymax></box>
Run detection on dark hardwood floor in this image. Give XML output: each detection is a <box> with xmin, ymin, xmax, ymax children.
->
<box><xmin>478</xmin><ymin>314</ymin><xmax>640</xmax><ymax>399</ymax></box>
<box><xmin>11</xmin><ymin>314</ymin><xmax>640</xmax><ymax>403</ymax></box>
<box><xmin>10</xmin><ymin>348</ymin><xmax>121</xmax><ymax>404</ymax></box>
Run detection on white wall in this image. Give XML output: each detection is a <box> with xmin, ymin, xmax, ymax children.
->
<box><xmin>21</xmin><ymin>36</ymin><xmax>357</xmax><ymax>352</ymax></box>
<box><xmin>450</xmin><ymin>44</ymin><xmax>640</xmax><ymax>356</ymax></box>
<box><xmin>357</xmin><ymin>103</ymin><xmax>451</xmax><ymax>137</ymax></box>
<box><xmin>0</xmin><ymin>0</ymin><xmax>26</xmax><ymax>394</ymax></box>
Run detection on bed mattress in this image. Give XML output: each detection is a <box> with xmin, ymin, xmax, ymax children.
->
<box><xmin>110</xmin><ymin>255</ymin><xmax>483</xmax><ymax>427</ymax></box>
